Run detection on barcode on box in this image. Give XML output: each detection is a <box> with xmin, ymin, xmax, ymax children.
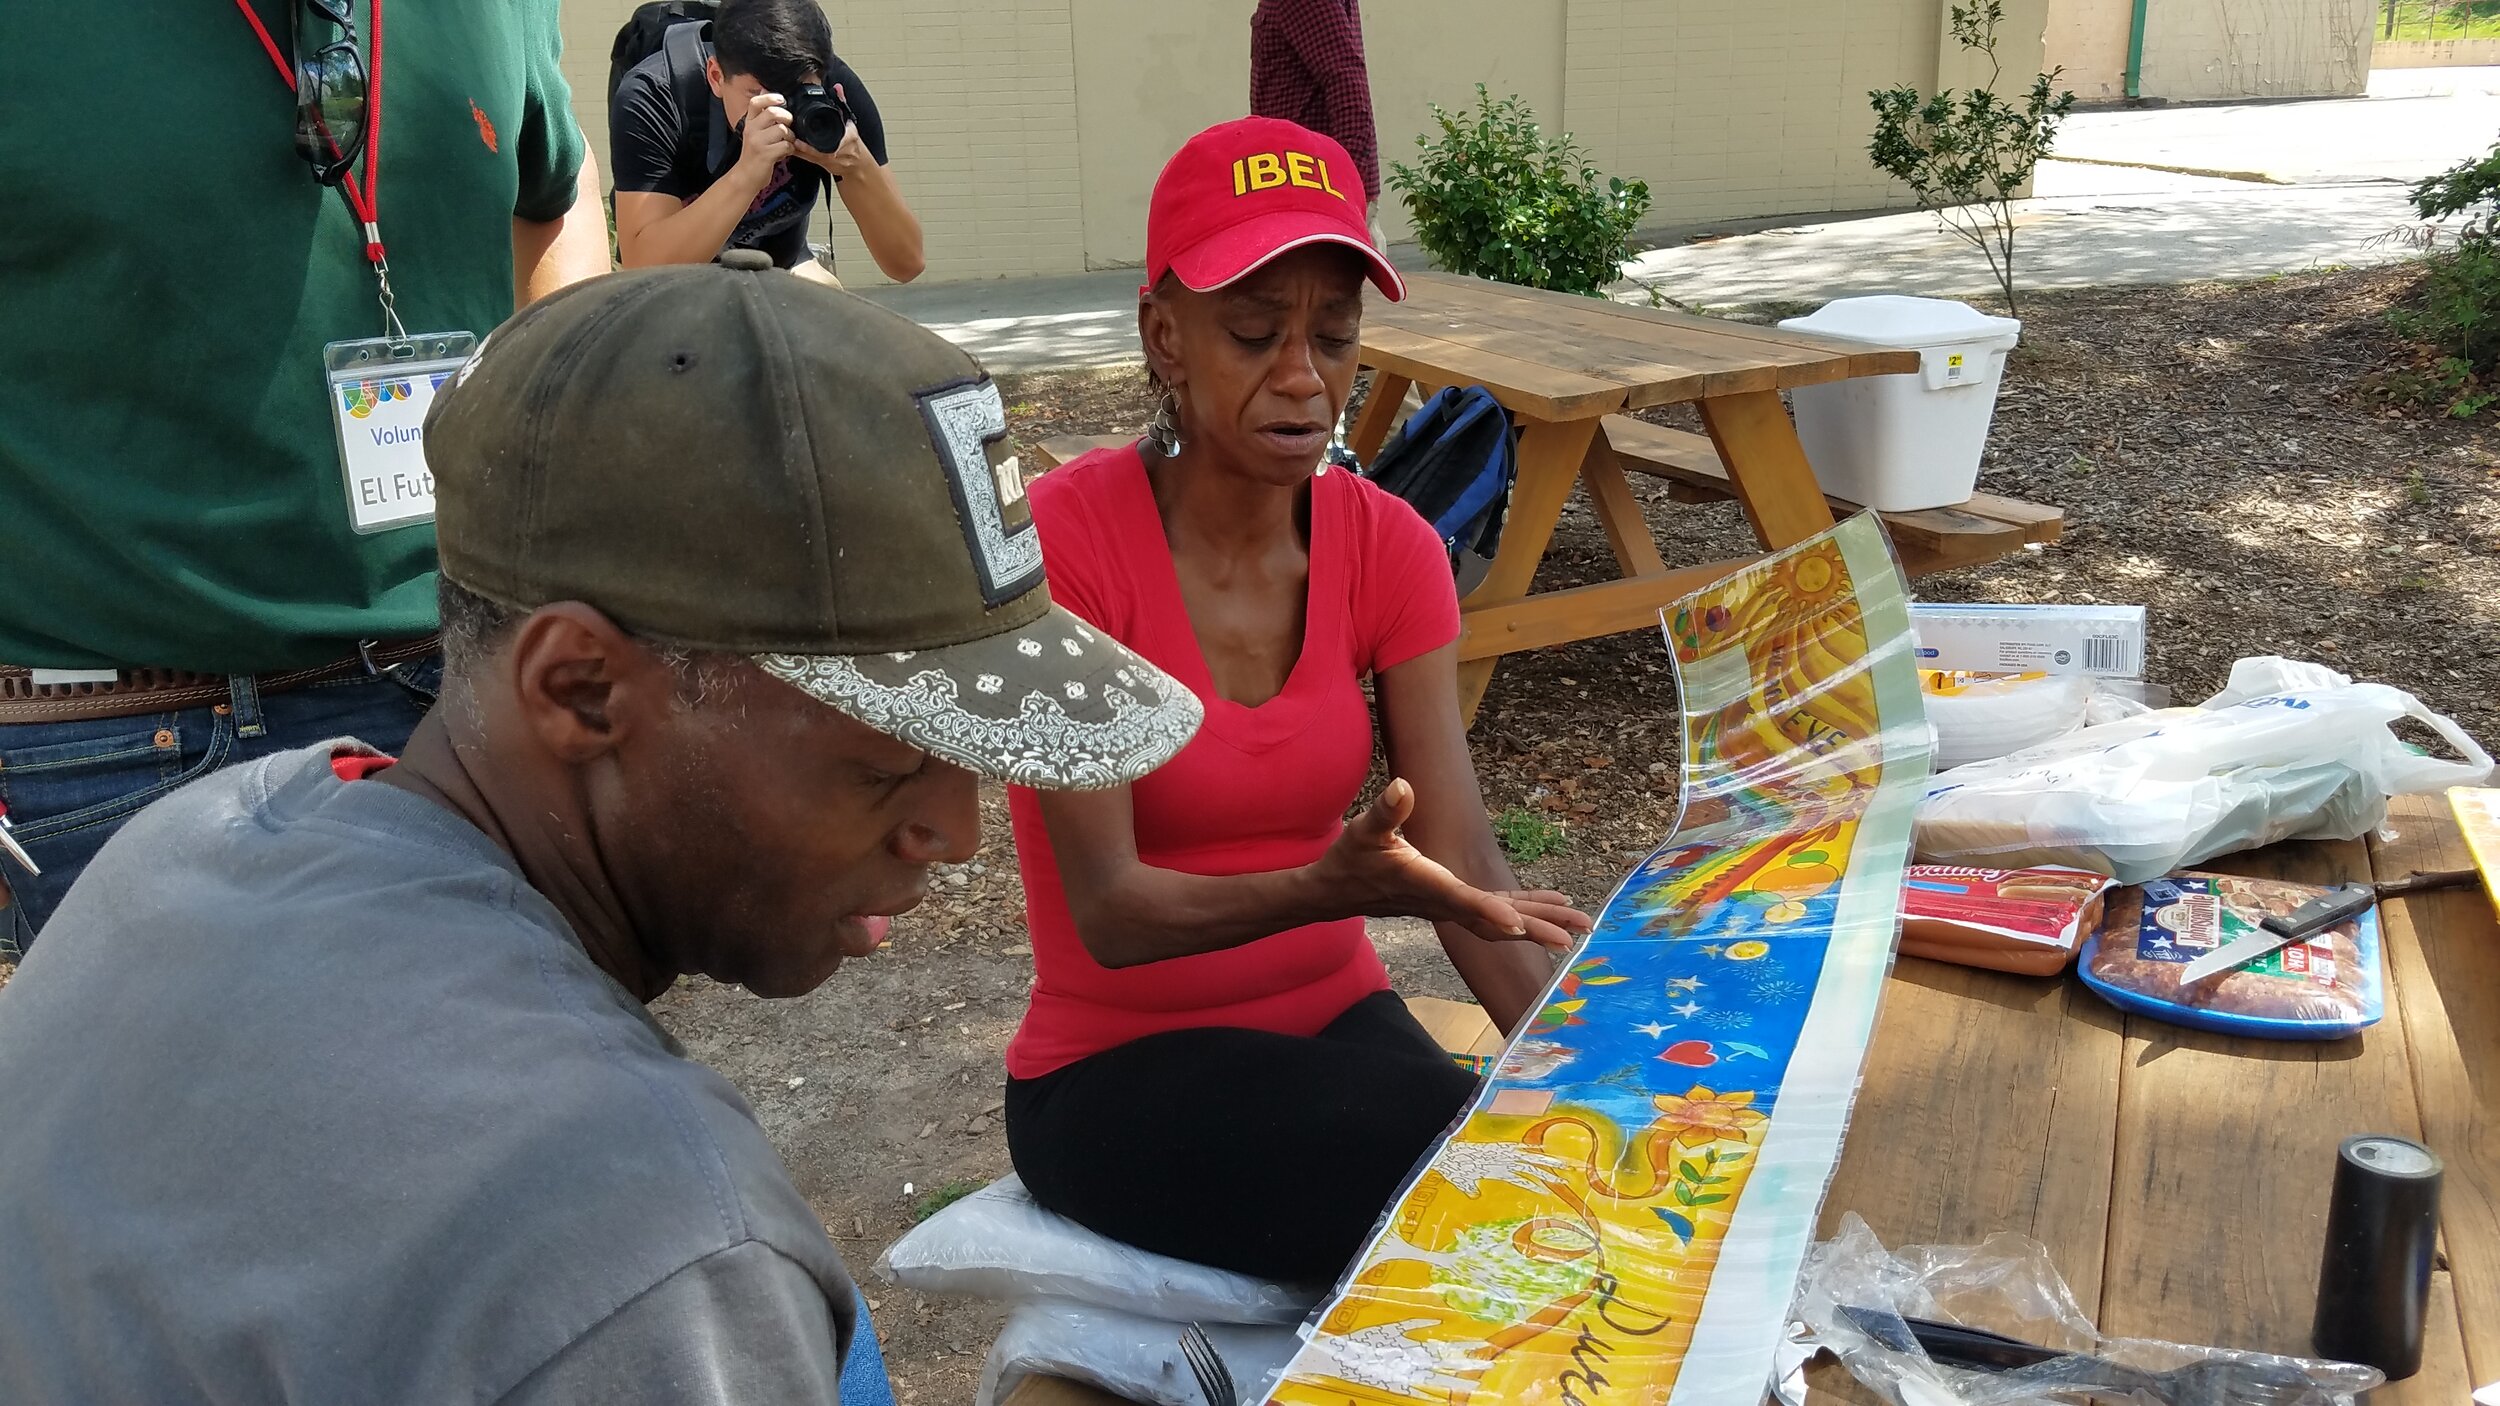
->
<box><xmin>2083</xmin><ymin>635</ymin><xmax>2130</xmax><ymax>674</ymax></box>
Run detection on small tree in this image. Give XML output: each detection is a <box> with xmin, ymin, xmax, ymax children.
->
<box><xmin>1867</xmin><ymin>1</ymin><xmax>2076</xmax><ymax>316</ymax></box>
<box><xmin>1390</xmin><ymin>86</ymin><xmax>1653</xmax><ymax>298</ymax></box>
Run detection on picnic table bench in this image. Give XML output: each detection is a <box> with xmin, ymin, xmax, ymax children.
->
<box><xmin>1026</xmin><ymin>272</ymin><xmax>2062</xmax><ymax>726</ymax></box>
<box><xmin>1004</xmin><ymin>795</ymin><xmax>2499</xmax><ymax>1403</ymax></box>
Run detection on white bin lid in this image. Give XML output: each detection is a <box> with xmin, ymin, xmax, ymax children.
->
<box><xmin>1780</xmin><ymin>295</ymin><xmax>2020</xmax><ymax>349</ymax></box>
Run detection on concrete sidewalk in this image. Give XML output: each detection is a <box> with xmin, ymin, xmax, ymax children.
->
<box><xmin>1610</xmin><ymin>176</ymin><xmax>2418</xmax><ymax>315</ymax></box>
<box><xmin>863</xmin><ymin>171</ymin><xmax>2422</xmax><ymax>370</ymax></box>
<box><xmin>861</xmin><ymin>71</ymin><xmax>2485</xmax><ymax>372</ymax></box>
<box><xmin>2052</xmin><ymin>66</ymin><xmax>2500</xmax><ymax>187</ymax></box>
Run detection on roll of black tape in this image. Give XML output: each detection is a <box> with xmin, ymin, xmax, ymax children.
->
<box><xmin>2313</xmin><ymin>1134</ymin><xmax>2442</xmax><ymax>1378</ymax></box>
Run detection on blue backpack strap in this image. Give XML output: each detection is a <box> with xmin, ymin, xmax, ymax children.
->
<box><xmin>1426</xmin><ymin>389</ymin><xmax>1515</xmax><ymax>541</ymax></box>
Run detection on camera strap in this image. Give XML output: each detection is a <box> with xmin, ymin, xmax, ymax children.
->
<box><xmin>233</xmin><ymin>0</ymin><xmax>405</xmax><ymax>341</ymax></box>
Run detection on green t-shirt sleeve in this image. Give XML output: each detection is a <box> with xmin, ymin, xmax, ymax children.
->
<box><xmin>513</xmin><ymin>0</ymin><xmax>586</xmax><ymax>222</ymax></box>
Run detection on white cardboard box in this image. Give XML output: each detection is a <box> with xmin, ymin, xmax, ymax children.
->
<box><xmin>1909</xmin><ymin>603</ymin><xmax>2147</xmax><ymax>679</ymax></box>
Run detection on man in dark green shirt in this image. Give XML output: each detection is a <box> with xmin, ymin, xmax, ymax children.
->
<box><xmin>0</xmin><ymin>0</ymin><xmax>610</xmax><ymax>953</ymax></box>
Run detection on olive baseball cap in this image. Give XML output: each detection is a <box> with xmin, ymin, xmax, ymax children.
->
<box><xmin>422</xmin><ymin>252</ymin><xmax>1202</xmax><ymax>789</ymax></box>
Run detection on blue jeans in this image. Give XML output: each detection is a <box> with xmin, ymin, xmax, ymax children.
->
<box><xmin>843</xmin><ymin>1289</ymin><xmax>898</xmax><ymax>1406</ymax></box>
<box><xmin>0</xmin><ymin>661</ymin><xmax>438</xmax><ymax>958</ymax></box>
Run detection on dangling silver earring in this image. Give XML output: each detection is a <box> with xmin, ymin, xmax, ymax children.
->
<box><xmin>1147</xmin><ymin>388</ymin><xmax>1184</xmax><ymax>457</ymax></box>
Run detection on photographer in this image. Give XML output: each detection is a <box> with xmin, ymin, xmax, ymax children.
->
<box><xmin>611</xmin><ymin>0</ymin><xmax>923</xmax><ymax>282</ymax></box>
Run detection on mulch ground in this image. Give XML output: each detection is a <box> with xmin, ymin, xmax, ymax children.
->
<box><xmin>7</xmin><ymin>266</ymin><xmax>2487</xmax><ymax>1405</ymax></box>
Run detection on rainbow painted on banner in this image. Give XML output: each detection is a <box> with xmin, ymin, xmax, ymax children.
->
<box><xmin>1263</xmin><ymin>514</ymin><xmax>1930</xmax><ymax>1406</ymax></box>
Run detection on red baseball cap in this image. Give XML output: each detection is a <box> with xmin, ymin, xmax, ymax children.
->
<box><xmin>1144</xmin><ymin>117</ymin><xmax>1405</xmax><ymax>302</ymax></box>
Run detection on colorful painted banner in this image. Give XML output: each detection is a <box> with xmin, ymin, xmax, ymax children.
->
<box><xmin>1264</xmin><ymin>515</ymin><xmax>1931</xmax><ymax>1406</ymax></box>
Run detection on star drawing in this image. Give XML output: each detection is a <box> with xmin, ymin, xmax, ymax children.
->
<box><xmin>1634</xmin><ymin>1021</ymin><xmax>1671</xmax><ymax>1039</ymax></box>
<box><xmin>1672</xmin><ymin>1000</ymin><xmax>1704</xmax><ymax>1019</ymax></box>
<box><xmin>1667</xmin><ymin>976</ymin><xmax>1704</xmax><ymax>993</ymax></box>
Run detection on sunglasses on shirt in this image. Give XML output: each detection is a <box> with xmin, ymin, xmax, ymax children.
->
<box><xmin>289</xmin><ymin>0</ymin><xmax>366</xmax><ymax>186</ymax></box>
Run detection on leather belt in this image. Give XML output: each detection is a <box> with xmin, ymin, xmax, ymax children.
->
<box><xmin>0</xmin><ymin>636</ymin><xmax>440</xmax><ymax>726</ymax></box>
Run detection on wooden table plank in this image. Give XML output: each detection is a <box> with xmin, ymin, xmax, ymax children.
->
<box><xmin>1456</xmin><ymin>561</ymin><xmax>1747</xmax><ymax>662</ymax></box>
<box><xmin>1348</xmin><ymin>371</ymin><xmax>1414</xmax><ymax>463</ymax></box>
<box><xmin>1001</xmin><ymin>1375</ymin><xmax>1135</xmax><ymax>1406</ymax></box>
<box><xmin>2373</xmin><ymin>792</ymin><xmax>2500</xmax><ymax>1386</ymax></box>
<box><xmin>2406</xmin><ymin>1271</ymin><xmax>2479</xmax><ymax>1406</ymax></box>
<box><xmin>1361</xmin><ymin>324</ymin><xmax>1626</xmax><ymax>423</ymax></box>
<box><xmin>1578</xmin><ymin>451</ymin><xmax>1672</xmax><ymax>578</ymax></box>
<box><xmin>2097</xmin><ymin>836</ymin><xmax>2474</xmax><ymax>1396</ymax></box>
<box><xmin>1369</xmin><ymin>296</ymin><xmax>1789</xmax><ymax>407</ymax></box>
<box><xmin>1384</xmin><ymin>273</ymin><xmax>1917</xmax><ymax>405</ymax></box>
<box><xmin>1819</xmin><ymin>959</ymin><xmax>2125</xmax><ymax>1298</ymax></box>
<box><xmin>1802</xmin><ymin>958</ymin><xmax>2122</xmax><ymax>1406</ymax></box>
<box><xmin>1405</xmin><ymin>272</ymin><xmax>1898</xmax><ymax>367</ymax></box>
<box><xmin>1698</xmin><ymin>390</ymin><xmax>1839</xmax><ymax>548</ymax></box>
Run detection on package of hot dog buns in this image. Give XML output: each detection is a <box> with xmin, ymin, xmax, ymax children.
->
<box><xmin>1897</xmin><ymin>865</ymin><xmax>2117</xmax><ymax>975</ymax></box>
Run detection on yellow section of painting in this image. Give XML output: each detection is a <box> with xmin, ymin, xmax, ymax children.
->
<box><xmin>1270</xmin><ymin>1089</ymin><xmax>1770</xmax><ymax>1406</ymax></box>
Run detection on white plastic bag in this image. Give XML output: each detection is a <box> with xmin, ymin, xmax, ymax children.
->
<box><xmin>976</xmin><ymin>1300</ymin><xmax>1299</xmax><ymax>1406</ymax></box>
<box><xmin>874</xmin><ymin>1175</ymin><xmax>1321</xmax><ymax>1325</ymax></box>
<box><xmin>1916</xmin><ymin>657</ymin><xmax>2493</xmax><ymax>884</ymax></box>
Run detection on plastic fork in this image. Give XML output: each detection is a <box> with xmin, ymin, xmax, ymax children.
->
<box><xmin>1179</xmin><ymin>1322</ymin><xmax>1238</xmax><ymax>1406</ymax></box>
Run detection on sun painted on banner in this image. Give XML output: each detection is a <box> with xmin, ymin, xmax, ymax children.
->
<box><xmin>1263</xmin><ymin>514</ymin><xmax>1931</xmax><ymax>1406</ymax></box>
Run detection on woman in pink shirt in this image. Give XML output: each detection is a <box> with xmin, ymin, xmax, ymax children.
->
<box><xmin>1003</xmin><ymin>118</ymin><xmax>1592</xmax><ymax>1283</ymax></box>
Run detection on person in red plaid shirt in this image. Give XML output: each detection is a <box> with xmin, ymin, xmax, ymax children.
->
<box><xmin>1249</xmin><ymin>0</ymin><xmax>1386</xmax><ymax>247</ymax></box>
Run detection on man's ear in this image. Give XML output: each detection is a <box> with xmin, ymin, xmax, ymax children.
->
<box><xmin>505</xmin><ymin>604</ymin><xmax>674</xmax><ymax>764</ymax></box>
<box><xmin>705</xmin><ymin>56</ymin><xmax>728</xmax><ymax>101</ymax></box>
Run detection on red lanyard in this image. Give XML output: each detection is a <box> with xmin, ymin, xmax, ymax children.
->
<box><xmin>234</xmin><ymin>0</ymin><xmax>404</xmax><ymax>334</ymax></box>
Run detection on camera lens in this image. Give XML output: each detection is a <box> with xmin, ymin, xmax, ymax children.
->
<box><xmin>790</xmin><ymin>85</ymin><xmax>850</xmax><ymax>151</ymax></box>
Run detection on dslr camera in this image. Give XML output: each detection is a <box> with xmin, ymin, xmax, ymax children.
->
<box><xmin>788</xmin><ymin>83</ymin><xmax>855</xmax><ymax>151</ymax></box>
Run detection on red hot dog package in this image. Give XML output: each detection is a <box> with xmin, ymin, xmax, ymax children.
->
<box><xmin>1898</xmin><ymin>865</ymin><xmax>2118</xmax><ymax>975</ymax></box>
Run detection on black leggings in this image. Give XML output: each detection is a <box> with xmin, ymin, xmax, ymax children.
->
<box><xmin>1004</xmin><ymin>990</ymin><xmax>1479</xmax><ymax>1284</ymax></box>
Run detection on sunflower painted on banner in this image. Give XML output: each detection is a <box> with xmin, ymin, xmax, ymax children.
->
<box><xmin>1262</xmin><ymin>514</ymin><xmax>1931</xmax><ymax>1406</ymax></box>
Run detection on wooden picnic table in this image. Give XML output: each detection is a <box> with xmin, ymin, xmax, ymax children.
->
<box><xmin>1347</xmin><ymin>272</ymin><xmax>1921</xmax><ymax>725</ymax></box>
<box><xmin>1009</xmin><ymin>797</ymin><xmax>2499</xmax><ymax>1406</ymax></box>
<box><xmin>1810</xmin><ymin>792</ymin><xmax>2500</xmax><ymax>1402</ymax></box>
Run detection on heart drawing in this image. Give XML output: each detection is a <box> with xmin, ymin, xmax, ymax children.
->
<box><xmin>1658</xmin><ymin>1039</ymin><xmax>1718</xmax><ymax>1067</ymax></box>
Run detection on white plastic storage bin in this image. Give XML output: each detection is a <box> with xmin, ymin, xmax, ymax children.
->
<box><xmin>1778</xmin><ymin>296</ymin><xmax>2021</xmax><ymax>512</ymax></box>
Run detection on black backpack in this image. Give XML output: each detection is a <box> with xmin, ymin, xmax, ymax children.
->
<box><xmin>1360</xmin><ymin>385</ymin><xmax>1518</xmax><ymax>597</ymax></box>
<box><xmin>608</xmin><ymin>1</ymin><xmax>718</xmax><ymax>103</ymax></box>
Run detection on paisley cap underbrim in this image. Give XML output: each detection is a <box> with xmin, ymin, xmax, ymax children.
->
<box><xmin>753</xmin><ymin>604</ymin><xmax>1202</xmax><ymax>790</ymax></box>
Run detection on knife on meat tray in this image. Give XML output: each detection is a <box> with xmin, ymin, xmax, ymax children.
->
<box><xmin>2176</xmin><ymin>870</ymin><xmax>2473</xmax><ymax>986</ymax></box>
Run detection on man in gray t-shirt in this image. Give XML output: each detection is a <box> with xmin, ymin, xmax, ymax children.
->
<box><xmin>0</xmin><ymin>257</ymin><xmax>1201</xmax><ymax>1404</ymax></box>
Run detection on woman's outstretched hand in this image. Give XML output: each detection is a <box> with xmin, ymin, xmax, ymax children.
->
<box><xmin>1314</xmin><ymin>779</ymin><xmax>1594</xmax><ymax>949</ymax></box>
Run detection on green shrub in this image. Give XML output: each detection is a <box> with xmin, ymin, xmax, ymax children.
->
<box><xmin>2411</xmin><ymin>133</ymin><xmax>2500</xmax><ymax>245</ymax></box>
<box><xmin>1389</xmin><ymin>87</ymin><xmax>1652</xmax><ymax>298</ymax></box>
<box><xmin>2394</xmin><ymin>135</ymin><xmax>2500</xmax><ymax>399</ymax></box>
